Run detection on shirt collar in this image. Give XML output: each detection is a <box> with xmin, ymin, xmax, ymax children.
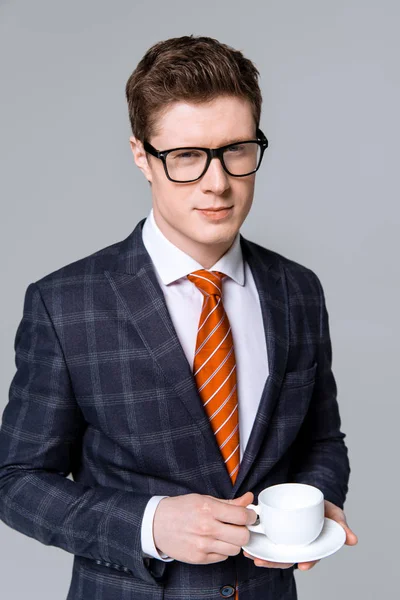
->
<box><xmin>141</xmin><ymin>207</ymin><xmax>245</xmax><ymax>286</ymax></box>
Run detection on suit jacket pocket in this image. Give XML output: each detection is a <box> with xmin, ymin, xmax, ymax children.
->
<box><xmin>281</xmin><ymin>361</ymin><xmax>318</xmax><ymax>389</ymax></box>
<box><xmin>265</xmin><ymin>362</ymin><xmax>318</xmax><ymax>456</ymax></box>
<box><xmin>70</xmin><ymin>556</ymin><xmax>165</xmax><ymax>600</ymax></box>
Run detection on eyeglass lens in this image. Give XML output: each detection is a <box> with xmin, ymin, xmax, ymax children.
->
<box><xmin>165</xmin><ymin>142</ymin><xmax>261</xmax><ymax>181</ymax></box>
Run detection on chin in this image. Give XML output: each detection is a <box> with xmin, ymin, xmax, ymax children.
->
<box><xmin>200</xmin><ymin>230</ymin><xmax>236</xmax><ymax>245</ymax></box>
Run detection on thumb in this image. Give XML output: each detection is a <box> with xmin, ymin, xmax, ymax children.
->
<box><xmin>327</xmin><ymin>503</ymin><xmax>358</xmax><ymax>546</ymax></box>
<box><xmin>216</xmin><ymin>491</ymin><xmax>254</xmax><ymax>506</ymax></box>
<box><xmin>340</xmin><ymin>521</ymin><xmax>358</xmax><ymax>546</ymax></box>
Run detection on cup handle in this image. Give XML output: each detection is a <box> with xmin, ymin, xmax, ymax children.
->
<box><xmin>246</xmin><ymin>503</ymin><xmax>264</xmax><ymax>534</ymax></box>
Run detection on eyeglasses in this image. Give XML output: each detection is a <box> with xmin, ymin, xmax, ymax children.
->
<box><xmin>143</xmin><ymin>127</ymin><xmax>268</xmax><ymax>183</ymax></box>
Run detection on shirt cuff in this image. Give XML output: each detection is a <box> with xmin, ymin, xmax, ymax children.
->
<box><xmin>141</xmin><ymin>495</ymin><xmax>175</xmax><ymax>561</ymax></box>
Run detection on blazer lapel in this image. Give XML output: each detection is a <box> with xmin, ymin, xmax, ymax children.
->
<box><xmin>104</xmin><ymin>219</ymin><xmax>289</xmax><ymax>498</ymax></box>
<box><xmin>230</xmin><ymin>236</ymin><xmax>290</xmax><ymax>496</ymax></box>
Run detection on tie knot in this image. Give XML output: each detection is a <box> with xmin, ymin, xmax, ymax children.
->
<box><xmin>187</xmin><ymin>269</ymin><xmax>226</xmax><ymax>297</ymax></box>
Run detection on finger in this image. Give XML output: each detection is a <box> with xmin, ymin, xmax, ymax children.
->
<box><xmin>254</xmin><ymin>559</ymin><xmax>295</xmax><ymax>569</ymax></box>
<box><xmin>216</xmin><ymin>491</ymin><xmax>254</xmax><ymax>506</ymax></box>
<box><xmin>336</xmin><ymin>521</ymin><xmax>358</xmax><ymax>545</ymax></box>
<box><xmin>211</xmin><ymin>538</ymin><xmax>250</xmax><ymax>558</ymax></box>
<box><xmin>243</xmin><ymin>552</ymin><xmax>294</xmax><ymax>569</ymax></box>
<box><xmin>212</xmin><ymin>520</ymin><xmax>256</xmax><ymax>547</ymax></box>
<box><xmin>344</xmin><ymin>526</ymin><xmax>358</xmax><ymax>545</ymax></box>
<box><xmin>297</xmin><ymin>560</ymin><xmax>319</xmax><ymax>571</ymax></box>
<box><xmin>324</xmin><ymin>503</ymin><xmax>358</xmax><ymax>546</ymax></box>
<box><xmin>213</xmin><ymin>498</ymin><xmax>257</xmax><ymax>526</ymax></box>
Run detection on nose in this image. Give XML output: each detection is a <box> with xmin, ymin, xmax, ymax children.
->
<box><xmin>200</xmin><ymin>156</ymin><xmax>230</xmax><ymax>195</ymax></box>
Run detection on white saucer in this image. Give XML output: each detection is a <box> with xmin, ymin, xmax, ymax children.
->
<box><xmin>242</xmin><ymin>518</ymin><xmax>346</xmax><ymax>563</ymax></box>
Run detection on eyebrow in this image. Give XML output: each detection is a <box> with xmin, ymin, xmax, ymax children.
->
<box><xmin>217</xmin><ymin>136</ymin><xmax>252</xmax><ymax>146</ymax></box>
<box><xmin>173</xmin><ymin>135</ymin><xmax>253</xmax><ymax>148</ymax></box>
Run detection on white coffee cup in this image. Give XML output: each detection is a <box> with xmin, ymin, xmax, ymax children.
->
<box><xmin>246</xmin><ymin>483</ymin><xmax>324</xmax><ymax>546</ymax></box>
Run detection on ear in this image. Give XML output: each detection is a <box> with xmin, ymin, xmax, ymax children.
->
<box><xmin>129</xmin><ymin>136</ymin><xmax>153</xmax><ymax>183</ymax></box>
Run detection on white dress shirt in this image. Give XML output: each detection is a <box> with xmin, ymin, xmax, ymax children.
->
<box><xmin>140</xmin><ymin>208</ymin><xmax>269</xmax><ymax>561</ymax></box>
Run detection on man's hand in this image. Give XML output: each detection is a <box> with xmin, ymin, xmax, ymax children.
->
<box><xmin>243</xmin><ymin>499</ymin><xmax>358</xmax><ymax>570</ymax></box>
<box><xmin>153</xmin><ymin>491</ymin><xmax>258</xmax><ymax>564</ymax></box>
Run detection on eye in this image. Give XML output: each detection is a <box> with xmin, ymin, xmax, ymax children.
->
<box><xmin>174</xmin><ymin>151</ymin><xmax>201</xmax><ymax>159</ymax></box>
<box><xmin>226</xmin><ymin>144</ymin><xmax>245</xmax><ymax>153</ymax></box>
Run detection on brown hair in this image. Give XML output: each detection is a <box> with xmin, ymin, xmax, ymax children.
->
<box><xmin>125</xmin><ymin>35</ymin><xmax>263</xmax><ymax>143</ymax></box>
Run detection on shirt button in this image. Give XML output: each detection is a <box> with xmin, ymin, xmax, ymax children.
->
<box><xmin>219</xmin><ymin>585</ymin><xmax>235</xmax><ymax>597</ymax></box>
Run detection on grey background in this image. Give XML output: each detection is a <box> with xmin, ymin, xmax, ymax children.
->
<box><xmin>1</xmin><ymin>1</ymin><xmax>398</xmax><ymax>598</ymax></box>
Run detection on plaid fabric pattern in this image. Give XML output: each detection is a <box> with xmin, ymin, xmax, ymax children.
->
<box><xmin>0</xmin><ymin>217</ymin><xmax>350</xmax><ymax>600</ymax></box>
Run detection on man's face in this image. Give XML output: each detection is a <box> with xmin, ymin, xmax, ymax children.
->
<box><xmin>130</xmin><ymin>95</ymin><xmax>258</xmax><ymax>263</ymax></box>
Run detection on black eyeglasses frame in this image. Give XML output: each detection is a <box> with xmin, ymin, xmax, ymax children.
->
<box><xmin>143</xmin><ymin>127</ymin><xmax>269</xmax><ymax>183</ymax></box>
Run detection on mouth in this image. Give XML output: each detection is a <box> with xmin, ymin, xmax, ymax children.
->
<box><xmin>196</xmin><ymin>206</ymin><xmax>233</xmax><ymax>220</ymax></box>
<box><xmin>197</xmin><ymin>206</ymin><xmax>233</xmax><ymax>211</ymax></box>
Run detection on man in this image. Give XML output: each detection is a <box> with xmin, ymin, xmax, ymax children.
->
<box><xmin>0</xmin><ymin>35</ymin><xmax>357</xmax><ymax>600</ymax></box>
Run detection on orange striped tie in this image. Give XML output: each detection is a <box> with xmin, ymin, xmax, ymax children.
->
<box><xmin>187</xmin><ymin>269</ymin><xmax>240</xmax><ymax>600</ymax></box>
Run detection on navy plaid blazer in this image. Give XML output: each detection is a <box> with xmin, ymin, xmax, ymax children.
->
<box><xmin>0</xmin><ymin>218</ymin><xmax>350</xmax><ymax>600</ymax></box>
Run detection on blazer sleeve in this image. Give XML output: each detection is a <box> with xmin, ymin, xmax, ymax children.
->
<box><xmin>0</xmin><ymin>281</ymin><xmax>167</xmax><ymax>584</ymax></box>
<box><xmin>288</xmin><ymin>272</ymin><xmax>351</xmax><ymax>509</ymax></box>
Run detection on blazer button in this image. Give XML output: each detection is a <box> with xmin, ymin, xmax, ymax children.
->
<box><xmin>219</xmin><ymin>585</ymin><xmax>235</xmax><ymax>597</ymax></box>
